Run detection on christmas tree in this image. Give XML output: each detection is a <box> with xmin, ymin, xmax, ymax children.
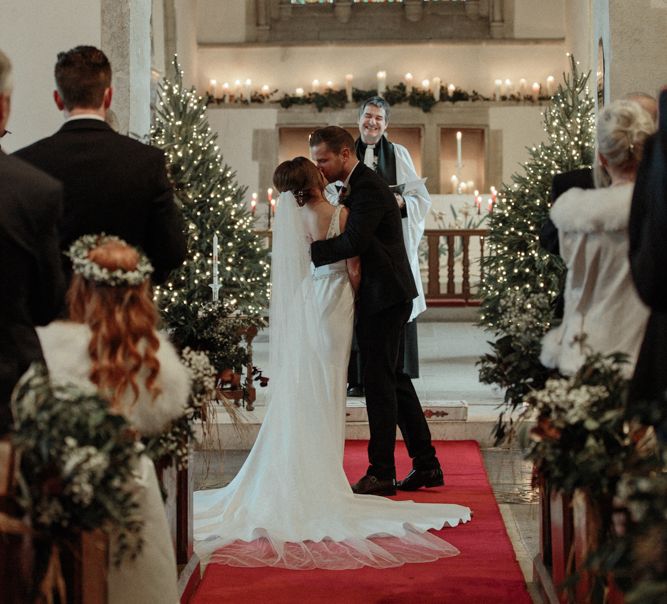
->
<box><xmin>478</xmin><ymin>55</ymin><xmax>596</xmax><ymax>443</ymax></box>
<box><xmin>151</xmin><ymin>59</ymin><xmax>270</xmax><ymax>372</ymax></box>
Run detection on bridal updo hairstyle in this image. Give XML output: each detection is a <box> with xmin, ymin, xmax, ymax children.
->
<box><xmin>594</xmin><ymin>99</ymin><xmax>655</xmax><ymax>187</ymax></box>
<box><xmin>273</xmin><ymin>156</ymin><xmax>326</xmax><ymax>207</ymax></box>
<box><xmin>68</xmin><ymin>240</ymin><xmax>162</xmax><ymax>410</ymax></box>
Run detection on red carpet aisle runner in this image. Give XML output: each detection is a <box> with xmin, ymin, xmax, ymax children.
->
<box><xmin>190</xmin><ymin>440</ymin><xmax>531</xmax><ymax>604</ymax></box>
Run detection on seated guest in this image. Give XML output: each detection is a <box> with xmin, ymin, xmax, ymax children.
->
<box><xmin>540</xmin><ymin>100</ymin><xmax>655</xmax><ymax>376</ymax></box>
<box><xmin>628</xmin><ymin>88</ymin><xmax>667</xmax><ymax>409</ymax></box>
<box><xmin>0</xmin><ymin>49</ymin><xmax>65</xmax><ymax>434</ymax></box>
<box><xmin>14</xmin><ymin>45</ymin><xmax>187</xmax><ymax>286</ymax></box>
<box><xmin>37</xmin><ymin>236</ymin><xmax>190</xmax><ymax>604</ymax></box>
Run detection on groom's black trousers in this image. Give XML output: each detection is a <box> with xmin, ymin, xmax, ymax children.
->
<box><xmin>356</xmin><ymin>300</ymin><xmax>439</xmax><ymax>480</ymax></box>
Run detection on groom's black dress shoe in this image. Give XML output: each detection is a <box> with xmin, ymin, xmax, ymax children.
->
<box><xmin>351</xmin><ymin>475</ymin><xmax>396</xmax><ymax>496</ymax></box>
<box><xmin>347</xmin><ymin>385</ymin><xmax>365</xmax><ymax>397</ymax></box>
<box><xmin>396</xmin><ymin>468</ymin><xmax>445</xmax><ymax>491</ymax></box>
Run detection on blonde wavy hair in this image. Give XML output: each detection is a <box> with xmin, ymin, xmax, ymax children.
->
<box><xmin>594</xmin><ymin>99</ymin><xmax>655</xmax><ymax>188</ymax></box>
<box><xmin>67</xmin><ymin>240</ymin><xmax>161</xmax><ymax>410</ymax></box>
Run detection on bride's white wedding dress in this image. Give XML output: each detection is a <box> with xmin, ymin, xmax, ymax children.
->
<box><xmin>194</xmin><ymin>195</ymin><xmax>471</xmax><ymax>570</ymax></box>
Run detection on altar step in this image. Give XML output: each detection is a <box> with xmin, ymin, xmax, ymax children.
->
<box><xmin>194</xmin><ymin>398</ymin><xmax>502</xmax><ymax>450</ymax></box>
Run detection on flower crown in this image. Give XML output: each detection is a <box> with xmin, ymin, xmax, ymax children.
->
<box><xmin>67</xmin><ymin>234</ymin><xmax>154</xmax><ymax>287</ymax></box>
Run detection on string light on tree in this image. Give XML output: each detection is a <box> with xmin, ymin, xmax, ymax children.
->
<box><xmin>478</xmin><ymin>55</ymin><xmax>596</xmax><ymax>443</ymax></box>
<box><xmin>151</xmin><ymin>57</ymin><xmax>270</xmax><ymax>371</ymax></box>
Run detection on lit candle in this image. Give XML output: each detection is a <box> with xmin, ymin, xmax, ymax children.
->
<box><xmin>518</xmin><ymin>78</ymin><xmax>527</xmax><ymax>97</ymax></box>
<box><xmin>432</xmin><ymin>76</ymin><xmax>441</xmax><ymax>101</ymax></box>
<box><xmin>295</xmin><ymin>87</ymin><xmax>304</xmax><ymax>97</ymax></box>
<box><xmin>450</xmin><ymin>174</ymin><xmax>459</xmax><ymax>194</ymax></box>
<box><xmin>490</xmin><ymin>185</ymin><xmax>497</xmax><ymax>204</ymax></box>
<box><xmin>209</xmin><ymin>79</ymin><xmax>217</xmax><ymax>97</ymax></box>
<box><xmin>460</xmin><ymin>181</ymin><xmax>468</xmax><ymax>193</ymax></box>
<box><xmin>251</xmin><ymin>192</ymin><xmax>258</xmax><ymax>214</ymax></box>
<box><xmin>377</xmin><ymin>70</ymin><xmax>387</xmax><ymax>96</ymax></box>
<box><xmin>488</xmin><ymin>198</ymin><xmax>494</xmax><ymax>213</ymax></box>
<box><xmin>504</xmin><ymin>78</ymin><xmax>513</xmax><ymax>96</ymax></box>
<box><xmin>267</xmin><ymin>187</ymin><xmax>274</xmax><ymax>229</ymax></box>
<box><xmin>326</xmin><ymin>80</ymin><xmax>333</xmax><ymax>89</ymax></box>
<box><xmin>421</xmin><ymin>78</ymin><xmax>430</xmax><ymax>92</ymax></box>
<box><xmin>234</xmin><ymin>79</ymin><xmax>242</xmax><ymax>96</ymax></box>
<box><xmin>244</xmin><ymin>78</ymin><xmax>252</xmax><ymax>100</ymax></box>
<box><xmin>267</xmin><ymin>187</ymin><xmax>273</xmax><ymax>203</ymax></box>
<box><xmin>531</xmin><ymin>82</ymin><xmax>540</xmax><ymax>101</ymax></box>
<box><xmin>494</xmin><ymin>79</ymin><xmax>502</xmax><ymax>99</ymax></box>
<box><xmin>546</xmin><ymin>75</ymin><xmax>555</xmax><ymax>96</ymax></box>
<box><xmin>311</xmin><ymin>79</ymin><xmax>320</xmax><ymax>93</ymax></box>
<box><xmin>447</xmin><ymin>83</ymin><xmax>456</xmax><ymax>98</ymax></box>
<box><xmin>405</xmin><ymin>72</ymin><xmax>414</xmax><ymax>94</ymax></box>
<box><xmin>345</xmin><ymin>74</ymin><xmax>353</xmax><ymax>103</ymax></box>
<box><xmin>261</xmin><ymin>84</ymin><xmax>270</xmax><ymax>95</ymax></box>
<box><xmin>456</xmin><ymin>131</ymin><xmax>463</xmax><ymax>167</ymax></box>
<box><xmin>467</xmin><ymin>180</ymin><xmax>475</xmax><ymax>192</ymax></box>
<box><xmin>222</xmin><ymin>82</ymin><xmax>230</xmax><ymax>102</ymax></box>
<box><xmin>270</xmin><ymin>198</ymin><xmax>276</xmax><ymax>215</ymax></box>
<box><xmin>210</xmin><ymin>234</ymin><xmax>221</xmax><ymax>302</ymax></box>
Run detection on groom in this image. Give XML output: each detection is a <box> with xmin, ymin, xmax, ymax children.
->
<box><xmin>310</xmin><ymin>126</ymin><xmax>443</xmax><ymax>496</ymax></box>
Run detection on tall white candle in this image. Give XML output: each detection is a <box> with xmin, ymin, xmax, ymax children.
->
<box><xmin>518</xmin><ymin>78</ymin><xmax>527</xmax><ymax>97</ymax></box>
<box><xmin>311</xmin><ymin>79</ymin><xmax>320</xmax><ymax>93</ymax></box>
<box><xmin>405</xmin><ymin>72</ymin><xmax>413</xmax><ymax>94</ymax></box>
<box><xmin>244</xmin><ymin>79</ymin><xmax>252</xmax><ymax>100</ymax></box>
<box><xmin>494</xmin><ymin>79</ymin><xmax>502</xmax><ymax>99</ymax></box>
<box><xmin>210</xmin><ymin>234</ymin><xmax>221</xmax><ymax>302</ymax></box>
<box><xmin>531</xmin><ymin>82</ymin><xmax>540</xmax><ymax>101</ymax></box>
<box><xmin>447</xmin><ymin>83</ymin><xmax>456</xmax><ymax>98</ymax></box>
<box><xmin>504</xmin><ymin>78</ymin><xmax>513</xmax><ymax>96</ymax></box>
<box><xmin>456</xmin><ymin>131</ymin><xmax>463</xmax><ymax>167</ymax></box>
<box><xmin>295</xmin><ymin>87</ymin><xmax>304</xmax><ymax>98</ymax></box>
<box><xmin>432</xmin><ymin>77</ymin><xmax>441</xmax><ymax>101</ymax></box>
<box><xmin>422</xmin><ymin>78</ymin><xmax>430</xmax><ymax>92</ymax></box>
<box><xmin>377</xmin><ymin>70</ymin><xmax>387</xmax><ymax>96</ymax></box>
<box><xmin>546</xmin><ymin>75</ymin><xmax>555</xmax><ymax>96</ymax></box>
<box><xmin>451</xmin><ymin>174</ymin><xmax>459</xmax><ymax>194</ymax></box>
<box><xmin>209</xmin><ymin>79</ymin><xmax>217</xmax><ymax>97</ymax></box>
<box><xmin>345</xmin><ymin>74</ymin><xmax>353</xmax><ymax>102</ymax></box>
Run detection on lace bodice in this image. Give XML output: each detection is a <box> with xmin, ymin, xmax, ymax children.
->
<box><xmin>312</xmin><ymin>205</ymin><xmax>347</xmax><ymax>279</ymax></box>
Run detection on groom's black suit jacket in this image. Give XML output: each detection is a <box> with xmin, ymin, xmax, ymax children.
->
<box><xmin>14</xmin><ymin>119</ymin><xmax>187</xmax><ymax>284</ymax></box>
<box><xmin>311</xmin><ymin>162</ymin><xmax>417</xmax><ymax>314</ymax></box>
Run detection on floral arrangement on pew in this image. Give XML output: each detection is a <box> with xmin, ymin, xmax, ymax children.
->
<box><xmin>10</xmin><ymin>364</ymin><xmax>144</xmax><ymax>567</ymax></box>
<box><xmin>142</xmin><ymin>347</ymin><xmax>217</xmax><ymax>470</ymax></box>
<box><xmin>521</xmin><ymin>349</ymin><xmax>632</xmax><ymax>501</ymax></box>
<box><xmin>522</xmin><ymin>348</ymin><xmax>667</xmax><ymax>602</ymax></box>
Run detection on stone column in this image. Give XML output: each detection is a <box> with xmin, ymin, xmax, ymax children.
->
<box><xmin>101</xmin><ymin>0</ymin><xmax>152</xmax><ymax>137</ymax></box>
<box><xmin>490</xmin><ymin>0</ymin><xmax>505</xmax><ymax>39</ymax></box>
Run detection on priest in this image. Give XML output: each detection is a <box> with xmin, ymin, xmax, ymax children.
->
<box><xmin>349</xmin><ymin>96</ymin><xmax>431</xmax><ymax>392</ymax></box>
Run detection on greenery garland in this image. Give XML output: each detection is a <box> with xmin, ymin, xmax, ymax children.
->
<box><xmin>11</xmin><ymin>364</ymin><xmax>144</xmax><ymax>566</ymax></box>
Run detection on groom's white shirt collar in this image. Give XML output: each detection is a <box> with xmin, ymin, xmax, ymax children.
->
<box><xmin>64</xmin><ymin>114</ymin><xmax>106</xmax><ymax>123</ymax></box>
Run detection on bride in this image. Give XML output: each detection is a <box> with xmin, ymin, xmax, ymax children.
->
<box><xmin>194</xmin><ymin>157</ymin><xmax>471</xmax><ymax>570</ymax></box>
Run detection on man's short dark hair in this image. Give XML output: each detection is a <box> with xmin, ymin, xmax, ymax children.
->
<box><xmin>359</xmin><ymin>96</ymin><xmax>390</xmax><ymax>121</ymax></box>
<box><xmin>55</xmin><ymin>46</ymin><xmax>111</xmax><ymax>110</ymax></box>
<box><xmin>309</xmin><ymin>126</ymin><xmax>355</xmax><ymax>154</ymax></box>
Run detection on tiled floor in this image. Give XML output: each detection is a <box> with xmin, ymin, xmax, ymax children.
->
<box><xmin>194</xmin><ymin>321</ymin><xmax>541</xmax><ymax>601</ymax></box>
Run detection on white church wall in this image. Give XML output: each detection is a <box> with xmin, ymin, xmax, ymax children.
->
<box><xmin>197</xmin><ymin>0</ymin><xmax>248</xmax><ymax>44</ymax></box>
<box><xmin>0</xmin><ymin>0</ymin><xmax>102</xmax><ymax>151</ymax></box>
<box><xmin>512</xmin><ymin>0</ymin><xmax>565</xmax><ymax>39</ymax></box>
<box><xmin>175</xmin><ymin>0</ymin><xmax>199</xmax><ymax>89</ymax></box>
<box><xmin>489</xmin><ymin>105</ymin><xmax>546</xmax><ymax>185</ymax></box>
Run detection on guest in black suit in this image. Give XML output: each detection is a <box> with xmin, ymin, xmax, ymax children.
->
<box><xmin>0</xmin><ymin>50</ymin><xmax>65</xmax><ymax>434</ymax></box>
<box><xmin>310</xmin><ymin>126</ymin><xmax>442</xmax><ymax>495</ymax></box>
<box><xmin>629</xmin><ymin>88</ymin><xmax>667</xmax><ymax>419</ymax></box>
<box><xmin>14</xmin><ymin>46</ymin><xmax>186</xmax><ymax>286</ymax></box>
